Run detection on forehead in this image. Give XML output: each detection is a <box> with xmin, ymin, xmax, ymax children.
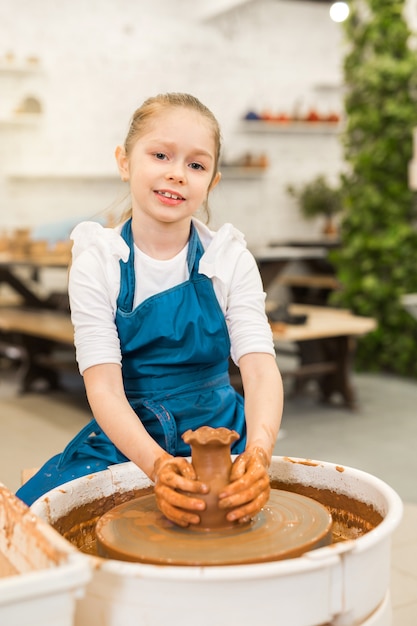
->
<box><xmin>140</xmin><ymin>107</ymin><xmax>216</xmax><ymax>151</ymax></box>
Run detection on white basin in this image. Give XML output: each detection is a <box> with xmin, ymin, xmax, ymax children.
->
<box><xmin>31</xmin><ymin>457</ymin><xmax>403</xmax><ymax>626</ymax></box>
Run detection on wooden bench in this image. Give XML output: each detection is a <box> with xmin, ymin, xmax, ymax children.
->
<box><xmin>0</xmin><ymin>307</ymin><xmax>75</xmax><ymax>392</ymax></box>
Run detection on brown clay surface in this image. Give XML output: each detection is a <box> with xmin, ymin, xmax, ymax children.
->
<box><xmin>95</xmin><ymin>489</ymin><xmax>333</xmax><ymax>566</ymax></box>
<box><xmin>52</xmin><ymin>484</ymin><xmax>383</xmax><ymax>559</ymax></box>
<box><xmin>270</xmin><ymin>480</ymin><xmax>383</xmax><ymax>539</ymax></box>
<box><xmin>51</xmin><ymin>486</ymin><xmax>154</xmax><ymax>555</ymax></box>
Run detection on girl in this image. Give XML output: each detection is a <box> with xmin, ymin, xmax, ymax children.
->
<box><xmin>17</xmin><ymin>93</ymin><xmax>283</xmax><ymax>527</ymax></box>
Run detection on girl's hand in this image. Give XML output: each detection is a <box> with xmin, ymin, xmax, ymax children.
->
<box><xmin>218</xmin><ymin>447</ymin><xmax>270</xmax><ymax>523</ymax></box>
<box><xmin>153</xmin><ymin>455</ymin><xmax>208</xmax><ymax>527</ymax></box>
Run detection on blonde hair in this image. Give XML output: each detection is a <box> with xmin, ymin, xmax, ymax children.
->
<box><xmin>120</xmin><ymin>93</ymin><xmax>222</xmax><ymax>223</ymax></box>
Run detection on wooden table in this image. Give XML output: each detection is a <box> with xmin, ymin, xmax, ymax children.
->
<box><xmin>0</xmin><ymin>254</ymin><xmax>69</xmax><ymax>308</ymax></box>
<box><xmin>0</xmin><ymin>304</ymin><xmax>377</xmax><ymax>408</ymax></box>
<box><xmin>0</xmin><ymin>307</ymin><xmax>74</xmax><ymax>343</ymax></box>
<box><xmin>0</xmin><ymin>307</ymin><xmax>75</xmax><ymax>392</ymax></box>
<box><xmin>271</xmin><ymin>305</ymin><xmax>377</xmax><ymax>409</ymax></box>
<box><xmin>271</xmin><ymin>304</ymin><xmax>376</xmax><ymax>341</ymax></box>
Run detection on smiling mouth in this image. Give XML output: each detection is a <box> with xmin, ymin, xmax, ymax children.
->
<box><xmin>156</xmin><ymin>190</ymin><xmax>185</xmax><ymax>201</ymax></box>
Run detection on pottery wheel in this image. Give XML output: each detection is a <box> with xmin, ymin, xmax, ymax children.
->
<box><xmin>95</xmin><ymin>489</ymin><xmax>333</xmax><ymax>566</ymax></box>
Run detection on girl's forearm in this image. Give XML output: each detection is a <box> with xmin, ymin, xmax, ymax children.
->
<box><xmin>239</xmin><ymin>353</ymin><xmax>284</xmax><ymax>462</ymax></box>
<box><xmin>83</xmin><ymin>365</ymin><xmax>168</xmax><ymax>480</ymax></box>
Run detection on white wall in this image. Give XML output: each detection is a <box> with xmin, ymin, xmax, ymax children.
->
<box><xmin>0</xmin><ymin>0</ymin><xmax>346</xmax><ymax>246</ymax></box>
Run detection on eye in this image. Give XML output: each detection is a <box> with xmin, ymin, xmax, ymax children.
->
<box><xmin>189</xmin><ymin>162</ymin><xmax>205</xmax><ymax>171</ymax></box>
<box><xmin>154</xmin><ymin>153</ymin><xmax>167</xmax><ymax>160</ymax></box>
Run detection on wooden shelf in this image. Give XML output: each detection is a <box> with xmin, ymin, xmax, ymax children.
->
<box><xmin>0</xmin><ymin>114</ymin><xmax>41</xmax><ymax>127</ymax></box>
<box><xmin>240</xmin><ymin>120</ymin><xmax>343</xmax><ymax>134</ymax></box>
<box><xmin>6</xmin><ymin>173</ymin><xmax>120</xmax><ymax>182</ymax></box>
<box><xmin>0</xmin><ymin>62</ymin><xmax>41</xmax><ymax>75</ymax></box>
<box><xmin>220</xmin><ymin>166</ymin><xmax>267</xmax><ymax>178</ymax></box>
<box><xmin>199</xmin><ymin>0</ymin><xmax>253</xmax><ymax>20</ymax></box>
<box><xmin>0</xmin><ymin>59</ymin><xmax>43</xmax><ymax>128</ymax></box>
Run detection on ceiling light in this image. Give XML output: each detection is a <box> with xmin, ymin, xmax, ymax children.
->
<box><xmin>329</xmin><ymin>2</ymin><xmax>350</xmax><ymax>22</ymax></box>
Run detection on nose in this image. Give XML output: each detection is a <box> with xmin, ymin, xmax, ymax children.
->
<box><xmin>166</xmin><ymin>161</ymin><xmax>186</xmax><ymax>184</ymax></box>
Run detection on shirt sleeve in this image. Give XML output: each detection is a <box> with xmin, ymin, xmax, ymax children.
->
<box><xmin>198</xmin><ymin>222</ymin><xmax>276</xmax><ymax>365</ymax></box>
<box><xmin>68</xmin><ymin>222</ymin><xmax>128</xmax><ymax>374</ymax></box>
<box><xmin>226</xmin><ymin>247</ymin><xmax>276</xmax><ymax>364</ymax></box>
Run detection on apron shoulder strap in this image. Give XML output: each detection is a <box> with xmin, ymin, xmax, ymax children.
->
<box><xmin>117</xmin><ymin>218</ymin><xmax>135</xmax><ymax>312</ymax></box>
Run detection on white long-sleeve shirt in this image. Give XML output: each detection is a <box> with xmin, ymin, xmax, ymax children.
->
<box><xmin>68</xmin><ymin>218</ymin><xmax>275</xmax><ymax>375</ymax></box>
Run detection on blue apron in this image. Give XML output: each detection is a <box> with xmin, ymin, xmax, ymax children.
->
<box><xmin>16</xmin><ymin>220</ymin><xmax>245</xmax><ymax>506</ymax></box>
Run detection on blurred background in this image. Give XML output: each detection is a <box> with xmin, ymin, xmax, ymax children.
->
<box><xmin>1</xmin><ymin>2</ymin><xmax>417</xmax><ymax>622</ymax></box>
<box><xmin>0</xmin><ymin>0</ymin><xmax>349</xmax><ymax>241</ymax></box>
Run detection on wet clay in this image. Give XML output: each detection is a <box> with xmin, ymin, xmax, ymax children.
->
<box><xmin>50</xmin><ymin>487</ymin><xmax>154</xmax><ymax>555</ymax></box>
<box><xmin>0</xmin><ymin>484</ymin><xmax>69</xmax><ymax>578</ymax></box>
<box><xmin>95</xmin><ymin>488</ymin><xmax>333</xmax><ymax>565</ymax></box>
<box><xmin>95</xmin><ymin>427</ymin><xmax>334</xmax><ymax>565</ymax></box>
<box><xmin>181</xmin><ymin>426</ymin><xmax>241</xmax><ymax>530</ymax></box>
<box><xmin>51</xmin><ymin>481</ymin><xmax>383</xmax><ymax>559</ymax></box>
<box><xmin>270</xmin><ymin>480</ymin><xmax>383</xmax><ymax>541</ymax></box>
<box><xmin>48</xmin><ymin>429</ymin><xmax>383</xmax><ymax>564</ymax></box>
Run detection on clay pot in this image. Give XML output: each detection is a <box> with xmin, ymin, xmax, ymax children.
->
<box><xmin>182</xmin><ymin>426</ymin><xmax>240</xmax><ymax>530</ymax></box>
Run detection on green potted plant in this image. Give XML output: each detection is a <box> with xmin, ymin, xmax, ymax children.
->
<box><xmin>287</xmin><ymin>175</ymin><xmax>343</xmax><ymax>236</ymax></box>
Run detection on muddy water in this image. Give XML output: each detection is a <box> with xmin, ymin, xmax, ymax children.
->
<box><xmin>49</xmin><ymin>482</ymin><xmax>383</xmax><ymax>559</ymax></box>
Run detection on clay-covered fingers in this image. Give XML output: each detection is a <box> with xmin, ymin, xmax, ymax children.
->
<box><xmin>153</xmin><ymin>455</ymin><xmax>208</xmax><ymax>527</ymax></box>
<box><xmin>223</xmin><ymin>485</ymin><xmax>270</xmax><ymax>524</ymax></box>
<box><xmin>218</xmin><ymin>472</ymin><xmax>270</xmax><ymax>520</ymax></box>
<box><xmin>154</xmin><ymin>484</ymin><xmax>206</xmax><ymax>527</ymax></box>
<box><xmin>154</xmin><ymin>455</ymin><xmax>197</xmax><ymax>488</ymax></box>
<box><xmin>229</xmin><ymin>447</ymin><xmax>268</xmax><ymax>483</ymax></box>
<box><xmin>218</xmin><ymin>447</ymin><xmax>271</xmax><ymax>522</ymax></box>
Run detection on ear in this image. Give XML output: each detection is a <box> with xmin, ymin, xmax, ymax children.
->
<box><xmin>115</xmin><ymin>145</ymin><xmax>129</xmax><ymax>182</ymax></box>
<box><xmin>209</xmin><ymin>171</ymin><xmax>221</xmax><ymax>191</ymax></box>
